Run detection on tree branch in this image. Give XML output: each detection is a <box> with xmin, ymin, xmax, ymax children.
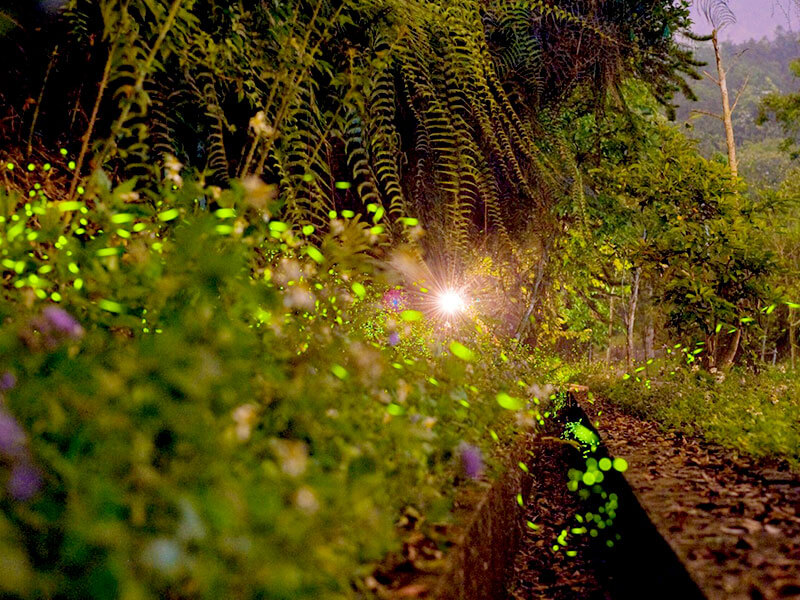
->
<box><xmin>691</xmin><ymin>108</ymin><xmax>723</xmax><ymax>121</ymax></box>
<box><xmin>730</xmin><ymin>73</ymin><xmax>751</xmax><ymax>114</ymax></box>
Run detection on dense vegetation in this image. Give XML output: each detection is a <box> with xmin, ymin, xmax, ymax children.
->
<box><xmin>0</xmin><ymin>0</ymin><xmax>799</xmax><ymax>598</ymax></box>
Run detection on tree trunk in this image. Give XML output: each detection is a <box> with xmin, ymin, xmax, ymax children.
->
<box><xmin>515</xmin><ymin>246</ymin><xmax>549</xmax><ymax>341</ymax></box>
<box><xmin>790</xmin><ymin>308</ymin><xmax>796</xmax><ymax>370</ymax></box>
<box><xmin>606</xmin><ymin>293</ymin><xmax>615</xmax><ymax>363</ymax></box>
<box><xmin>626</xmin><ymin>268</ymin><xmax>640</xmax><ymax>369</ymax></box>
<box><xmin>712</xmin><ymin>29</ymin><xmax>738</xmax><ymax>178</ymax></box>
<box><xmin>719</xmin><ymin>328</ymin><xmax>741</xmax><ymax>370</ymax></box>
<box><xmin>644</xmin><ymin>284</ymin><xmax>654</xmax><ymax>360</ymax></box>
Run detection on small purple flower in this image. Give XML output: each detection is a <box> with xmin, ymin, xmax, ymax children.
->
<box><xmin>388</xmin><ymin>332</ymin><xmax>400</xmax><ymax>347</ymax></box>
<box><xmin>7</xmin><ymin>463</ymin><xmax>41</xmax><ymax>501</ymax></box>
<box><xmin>0</xmin><ymin>372</ymin><xmax>15</xmax><ymax>391</ymax></box>
<box><xmin>0</xmin><ymin>409</ymin><xmax>26</xmax><ymax>458</ymax></box>
<box><xmin>42</xmin><ymin>307</ymin><xmax>83</xmax><ymax>338</ymax></box>
<box><xmin>458</xmin><ymin>441</ymin><xmax>484</xmax><ymax>480</ymax></box>
<box><xmin>27</xmin><ymin>307</ymin><xmax>84</xmax><ymax>350</ymax></box>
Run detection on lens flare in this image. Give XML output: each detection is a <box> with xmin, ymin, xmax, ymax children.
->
<box><xmin>437</xmin><ymin>290</ymin><xmax>466</xmax><ymax>315</ymax></box>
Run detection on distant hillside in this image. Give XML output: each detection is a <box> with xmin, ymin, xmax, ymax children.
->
<box><xmin>675</xmin><ymin>29</ymin><xmax>800</xmax><ymax>188</ymax></box>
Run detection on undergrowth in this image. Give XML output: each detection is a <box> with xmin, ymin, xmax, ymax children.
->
<box><xmin>587</xmin><ymin>361</ymin><xmax>800</xmax><ymax>466</ymax></box>
<box><xmin>0</xmin><ymin>158</ymin><xmax>567</xmax><ymax>598</ymax></box>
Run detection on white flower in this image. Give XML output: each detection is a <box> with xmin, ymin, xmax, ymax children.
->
<box><xmin>270</xmin><ymin>439</ymin><xmax>308</xmax><ymax>477</ymax></box>
<box><xmin>294</xmin><ymin>486</ymin><xmax>319</xmax><ymax>514</ymax></box>
<box><xmin>249</xmin><ymin>111</ymin><xmax>275</xmax><ymax>138</ymax></box>
<box><xmin>163</xmin><ymin>154</ymin><xmax>183</xmax><ymax>187</ymax></box>
<box><xmin>232</xmin><ymin>404</ymin><xmax>258</xmax><ymax>441</ymax></box>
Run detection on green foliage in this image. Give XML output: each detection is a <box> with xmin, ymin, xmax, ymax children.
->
<box><xmin>1</xmin><ymin>0</ymin><xmax>705</xmax><ymax>256</ymax></box>
<box><xmin>759</xmin><ymin>58</ymin><xmax>800</xmax><ymax>159</ymax></box>
<box><xmin>566</xmin><ymin>86</ymin><xmax>775</xmax><ymax>363</ymax></box>
<box><xmin>590</xmin><ymin>364</ymin><xmax>800</xmax><ymax>465</ymax></box>
<box><xmin>0</xmin><ymin>167</ymin><xmax>571</xmax><ymax>598</ymax></box>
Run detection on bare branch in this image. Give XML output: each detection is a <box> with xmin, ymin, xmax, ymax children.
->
<box><xmin>730</xmin><ymin>73</ymin><xmax>751</xmax><ymax>113</ymax></box>
<box><xmin>691</xmin><ymin>108</ymin><xmax>724</xmax><ymax>121</ymax></box>
<box><xmin>702</xmin><ymin>69</ymin><xmax>720</xmax><ymax>84</ymax></box>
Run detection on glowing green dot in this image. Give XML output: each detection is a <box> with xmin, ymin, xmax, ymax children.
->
<box><xmin>60</xmin><ymin>148</ymin><xmax>68</xmax><ymax>156</ymax></box>
<box><xmin>612</xmin><ymin>458</ymin><xmax>628</xmax><ymax>473</ymax></box>
<box><xmin>68</xmin><ymin>161</ymin><xmax>76</xmax><ymax>170</ymax></box>
<box><xmin>43</xmin><ymin>163</ymin><xmax>51</xmax><ymax>171</ymax></box>
<box><xmin>98</xmin><ymin>299</ymin><xmax>124</xmax><ymax>313</ymax></box>
<box><xmin>74</xmin><ymin>278</ymin><xmax>83</xmax><ymax>289</ymax></box>
<box><xmin>27</xmin><ymin>163</ymin><xmax>35</xmax><ymax>172</ymax></box>
<box><xmin>34</xmin><ymin>289</ymin><xmax>47</xmax><ymax>300</ymax></box>
<box><xmin>387</xmin><ymin>404</ymin><xmax>404</xmax><ymax>416</ymax></box>
<box><xmin>449</xmin><ymin>341</ymin><xmax>475</xmax><ymax>361</ymax></box>
<box><xmin>158</xmin><ymin>208</ymin><xmax>179</xmax><ymax>221</ymax></box>
<box><xmin>50</xmin><ymin>292</ymin><xmax>61</xmax><ymax>302</ymax></box>
<box><xmin>599</xmin><ymin>458</ymin><xmax>612</xmax><ymax>471</ymax></box>
<box><xmin>77</xmin><ymin>186</ymin><xmax>85</xmax><ymax>195</ymax></box>
<box><xmin>268</xmin><ymin>220</ymin><xmax>288</xmax><ymax>232</ymax></box>
<box><xmin>305</xmin><ymin>247</ymin><xmax>324</xmax><ymax>263</ymax></box>
<box><xmin>351</xmin><ymin>282</ymin><xmax>366</xmax><ymax>299</ymax></box>
<box><xmin>331</xmin><ymin>364</ymin><xmax>348</xmax><ymax>380</ymax></box>
<box><xmin>6</xmin><ymin>163</ymin><xmax>13</xmax><ymax>170</ymax></box>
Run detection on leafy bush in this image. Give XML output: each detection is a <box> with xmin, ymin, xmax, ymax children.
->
<box><xmin>588</xmin><ymin>360</ymin><xmax>800</xmax><ymax>465</ymax></box>
<box><xmin>0</xmin><ymin>166</ymin><xmax>560</xmax><ymax>598</ymax></box>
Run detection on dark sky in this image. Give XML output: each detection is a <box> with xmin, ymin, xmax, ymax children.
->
<box><xmin>689</xmin><ymin>0</ymin><xmax>800</xmax><ymax>42</ymax></box>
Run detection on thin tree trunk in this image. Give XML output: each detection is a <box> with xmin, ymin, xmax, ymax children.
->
<box><xmin>626</xmin><ymin>268</ymin><xmax>640</xmax><ymax>369</ymax></box>
<box><xmin>68</xmin><ymin>45</ymin><xmax>115</xmax><ymax>201</ymax></box>
<box><xmin>606</xmin><ymin>292</ymin><xmax>615</xmax><ymax>363</ymax></box>
<box><xmin>644</xmin><ymin>284</ymin><xmax>654</xmax><ymax>360</ymax></box>
<box><xmin>27</xmin><ymin>45</ymin><xmax>58</xmax><ymax>157</ymax></box>
<box><xmin>712</xmin><ymin>29</ymin><xmax>737</xmax><ymax>178</ymax></box>
<box><xmin>720</xmin><ymin>328</ymin><xmax>741</xmax><ymax>370</ymax></box>
<box><xmin>790</xmin><ymin>308</ymin><xmax>796</xmax><ymax>370</ymax></box>
<box><xmin>515</xmin><ymin>246</ymin><xmax>549</xmax><ymax>340</ymax></box>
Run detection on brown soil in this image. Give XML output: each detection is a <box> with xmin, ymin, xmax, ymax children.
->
<box><xmin>585</xmin><ymin>398</ymin><xmax>800</xmax><ymax>600</ymax></box>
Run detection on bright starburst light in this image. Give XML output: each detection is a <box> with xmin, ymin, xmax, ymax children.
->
<box><xmin>437</xmin><ymin>290</ymin><xmax>467</xmax><ymax>315</ymax></box>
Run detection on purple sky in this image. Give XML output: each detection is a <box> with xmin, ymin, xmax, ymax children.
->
<box><xmin>689</xmin><ymin>0</ymin><xmax>800</xmax><ymax>42</ymax></box>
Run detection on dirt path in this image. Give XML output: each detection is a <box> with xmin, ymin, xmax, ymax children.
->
<box><xmin>585</xmin><ymin>398</ymin><xmax>800</xmax><ymax>600</ymax></box>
